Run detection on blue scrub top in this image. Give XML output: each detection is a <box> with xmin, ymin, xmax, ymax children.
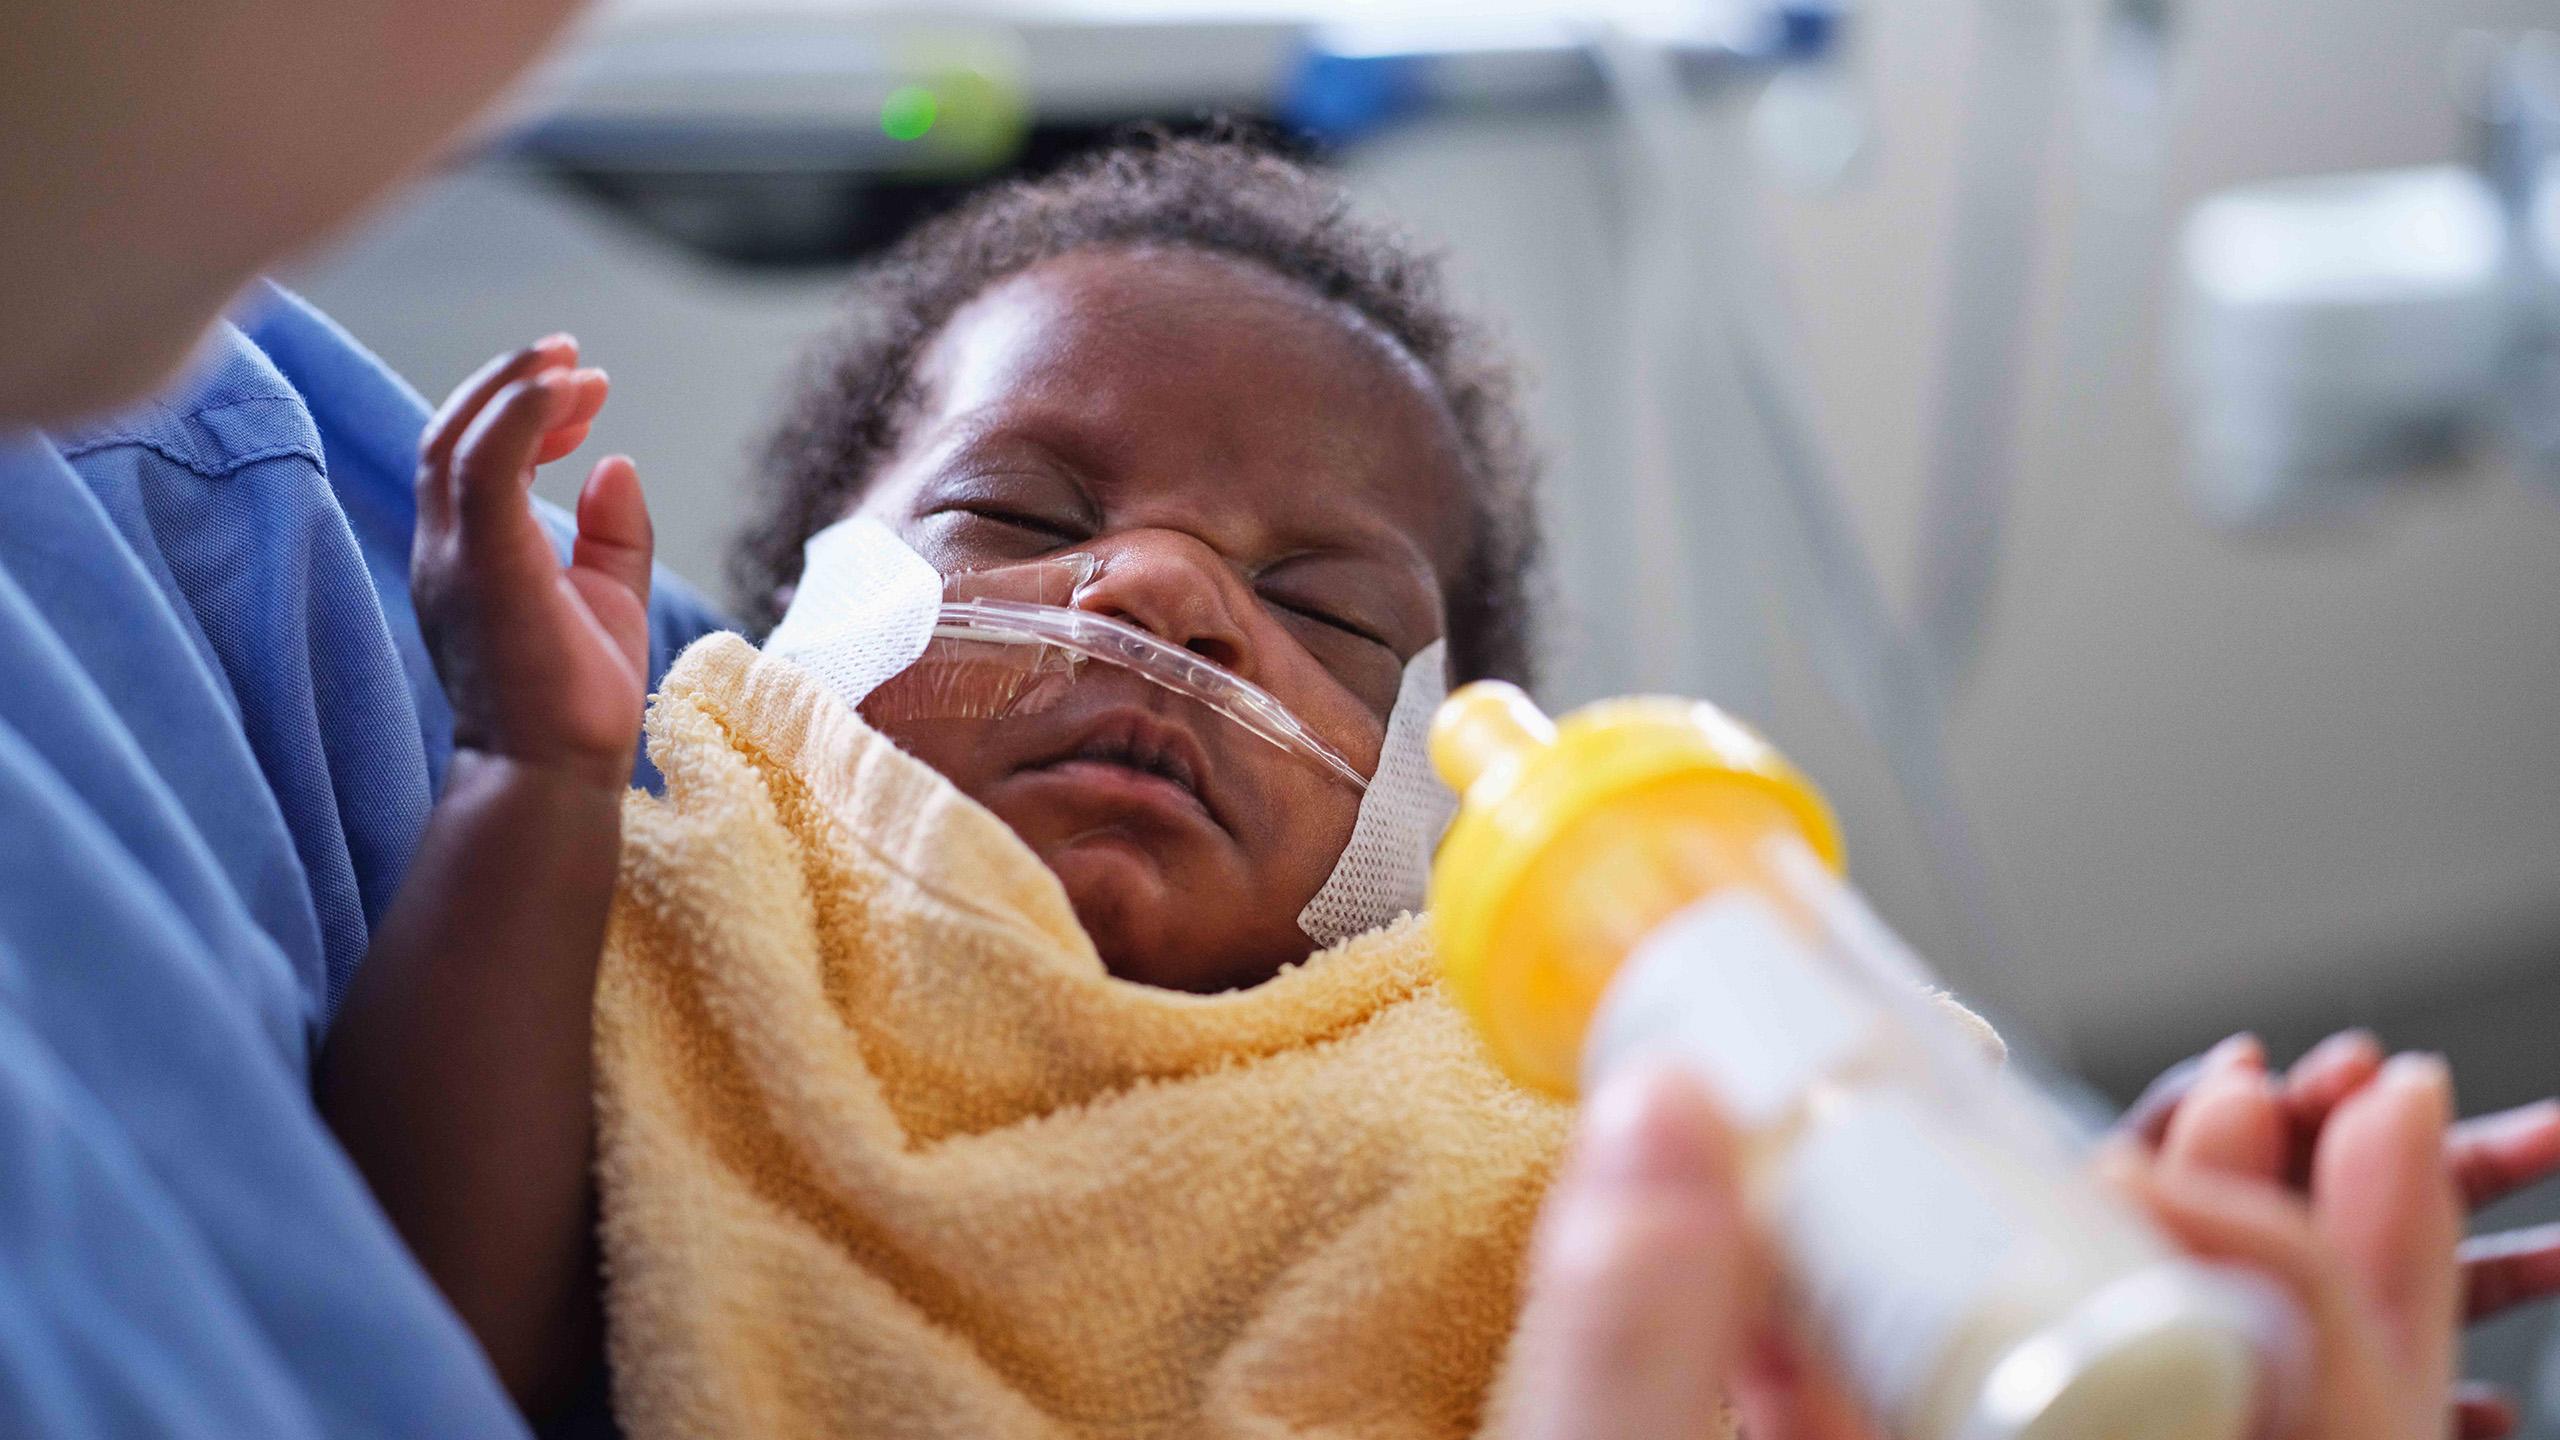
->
<box><xmin>0</xmin><ymin>284</ymin><xmax>728</xmax><ymax>1436</ymax></box>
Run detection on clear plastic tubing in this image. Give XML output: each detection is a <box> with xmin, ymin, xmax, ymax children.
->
<box><xmin>1428</xmin><ymin>682</ymin><xmax>2287</xmax><ymax>1440</ymax></box>
<box><xmin>930</xmin><ymin>598</ymin><xmax>1371</xmax><ymax>793</ymax></box>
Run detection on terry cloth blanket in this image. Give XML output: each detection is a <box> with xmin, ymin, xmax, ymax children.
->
<box><xmin>595</xmin><ymin>633</ymin><xmax>1576</xmax><ymax>1440</ymax></box>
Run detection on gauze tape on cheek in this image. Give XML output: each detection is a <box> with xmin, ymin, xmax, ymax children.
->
<box><xmin>761</xmin><ymin>516</ymin><xmax>945</xmax><ymax>707</ymax></box>
<box><xmin>1298</xmin><ymin>639</ymin><xmax>1457</xmax><ymax>948</ymax></box>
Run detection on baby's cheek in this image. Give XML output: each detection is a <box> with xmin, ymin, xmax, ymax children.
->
<box><xmin>1311</xmin><ymin>659</ymin><xmax>1407</xmax><ymax>758</ymax></box>
<box><xmin>1255</xmin><ymin>637</ymin><xmax>1394</xmax><ymax>780</ymax></box>
<box><xmin>868</xmin><ymin>716</ymin><xmax>1003</xmax><ymax>802</ymax></box>
<box><xmin>1246</xmin><ymin>750</ymin><xmax>1365</xmax><ymax>899</ymax></box>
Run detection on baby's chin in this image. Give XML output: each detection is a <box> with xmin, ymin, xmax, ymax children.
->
<box><xmin>1039</xmin><ymin>836</ymin><xmax>1309</xmax><ymax>993</ymax></box>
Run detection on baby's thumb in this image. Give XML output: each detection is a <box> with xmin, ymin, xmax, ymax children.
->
<box><xmin>573</xmin><ymin>456</ymin><xmax>653</xmax><ymax>606</ymax></box>
<box><xmin>1499</xmin><ymin>1066</ymin><xmax>1755</xmax><ymax>1440</ymax></box>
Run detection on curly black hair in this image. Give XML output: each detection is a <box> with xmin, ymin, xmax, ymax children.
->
<box><xmin>734</xmin><ymin>130</ymin><xmax>1544</xmax><ymax>685</ymax></box>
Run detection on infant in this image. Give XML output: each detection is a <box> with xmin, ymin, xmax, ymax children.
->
<box><xmin>318</xmin><ymin>134</ymin><xmax>1556</xmax><ymax>1435</ymax></box>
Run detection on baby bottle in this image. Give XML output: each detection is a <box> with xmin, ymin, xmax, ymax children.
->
<box><xmin>1429</xmin><ymin>683</ymin><xmax>2287</xmax><ymax>1440</ymax></box>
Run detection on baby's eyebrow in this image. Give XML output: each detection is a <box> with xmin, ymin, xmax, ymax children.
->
<box><xmin>1270</xmin><ymin>488</ymin><xmax>1446</xmax><ymax>567</ymax></box>
<box><xmin>952</xmin><ymin>402</ymin><xmax>1131</xmax><ymax>472</ymax></box>
<box><xmin>920</xmin><ymin>424</ymin><xmax>1104</xmax><ymax>500</ymax></box>
<box><xmin>1257</xmin><ymin>539</ymin><xmax>1443</xmax><ymax>633</ymax></box>
<box><xmin>1267</xmin><ymin>530</ymin><xmax>1428</xmax><ymax>582</ymax></box>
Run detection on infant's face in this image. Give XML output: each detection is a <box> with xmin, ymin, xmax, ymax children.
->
<box><xmin>853</xmin><ymin>247</ymin><xmax>1469</xmax><ymax>992</ymax></box>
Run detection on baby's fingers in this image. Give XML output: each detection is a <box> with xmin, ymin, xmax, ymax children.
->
<box><xmin>2122</xmin><ymin>1053</ymin><xmax>2208</xmax><ymax>1147</ymax></box>
<box><xmin>2312</xmin><ymin>1055</ymin><xmax>2462</xmax><ymax>1386</ymax></box>
<box><xmin>1729</xmin><ymin>1333</ymin><xmax>1884</xmax><ymax>1440</ymax></box>
<box><xmin>451</xmin><ymin>373</ymin><xmax>576</xmax><ymax>561</ymax></box>
<box><xmin>2276</xmin><ymin>1029</ymin><xmax>2385</xmax><ymax>1182</ymax></box>
<box><xmin>424</xmin><ymin>335</ymin><xmax>577</xmax><ymax>475</ymax></box>
<box><xmin>2131</xmin><ymin>1164</ymin><xmax>2330</xmax><ymax>1305</ymax></box>
<box><xmin>572</xmin><ymin>456</ymin><xmax>651</xmax><ymax>601</ymax></box>
<box><xmin>2162</xmin><ymin>1037</ymin><xmax>2286</xmax><ymax>1183</ymax></box>
<box><xmin>2281</xmin><ymin>1030</ymin><xmax>2384</xmax><ymax>1125</ymax></box>
<box><xmin>533</xmin><ymin>368</ymin><xmax>610</xmax><ymax>466</ymax></box>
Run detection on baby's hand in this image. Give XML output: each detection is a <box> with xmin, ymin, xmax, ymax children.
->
<box><xmin>414</xmin><ymin>336</ymin><xmax>652</xmax><ymax>791</ymax></box>
<box><xmin>2118</xmin><ymin>1048</ymin><xmax>2465</xmax><ymax>1440</ymax></box>
<box><xmin>2124</xmin><ymin>1031</ymin><xmax>2560</xmax><ymax>1439</ymax></box>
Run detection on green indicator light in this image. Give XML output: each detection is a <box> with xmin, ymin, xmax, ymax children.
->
<box><xmin>881</xmin><ymin>85</ymin><xmax>938</xmax><ymax>142</ymax></box>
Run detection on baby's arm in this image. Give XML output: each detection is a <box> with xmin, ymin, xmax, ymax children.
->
<box><xmin>317</xmin><ymin>338</ymin><xmax>648</xmax><ymax>1422</ymax></box>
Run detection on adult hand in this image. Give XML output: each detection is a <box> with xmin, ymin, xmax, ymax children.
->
<box><xmin>1498</xmin><ymin>1066</ymin><xmax>1876</xmax><ymax>1440</ymax></box>
<box><xmin>1507</xmin><ymin>1057</ymin><xmax>2467</xmax><ymax>1440</ymax></box>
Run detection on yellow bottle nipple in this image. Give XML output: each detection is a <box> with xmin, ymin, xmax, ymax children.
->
<box><xmin>1429</xmin><ymin>681</ymin><xmax>1555</xmax><ymax>795</ymax></box>
<box><xmin>1429</xmin><ymin>681</ymin><xmax>1847</xmax><ymax>1094</ymax></box>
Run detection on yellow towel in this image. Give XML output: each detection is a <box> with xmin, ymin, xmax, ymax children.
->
<box><xmin>595</xmin><ymin>633</ymin><xmax>1573</xmax><ymax>1440</ymax></box>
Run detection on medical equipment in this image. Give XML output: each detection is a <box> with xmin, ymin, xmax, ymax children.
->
<box><xmin>2172</xmin><ymin>31</ymin><xmax>2560</xmax><ymax>525</ymax></box>
<box><xmin>766</xmin><ymin>518</ymin><xmax>1369</xmax><ymax>785</ymax></box>
<box><xmin>1297</xmin><ymin>637</ymin><xmax>1453</xmax><ymax>946</ymax></box>
<box><xmin>2176</xmin><ymin>166</ymin><xmax>2510</xmax><ymax>524</ymax></box>
<box><xmin>1428</xmin><ymin>681</ymin><xmax>2293</xmax><ymax>1440</ymax></box>
<box><xmin>1279</xmin><ymin>3</ymin><xmax>1837</xmax><ymax>147</ymax></box>
<box><xmin>763</xmin><ymin>517</ymin><xmax>1455</xmax><ymax>944</ymax></box>
<box><xmin>502</xmin><ymin>16</ymin><xmax>1038</xmax><ymax>263</ymax></box>
<box><xmin>869</xmin><ymin>557</ymin><xmax>1375</xmax><ymax>793</ymax></box>
<box><xmin>494</xmin><ymin>4</ymin><xmax>1839</xmax><ymax>265</ymax></box>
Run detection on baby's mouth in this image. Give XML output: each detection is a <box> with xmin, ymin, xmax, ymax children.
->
<box><xmin>1017</xmin><ymin>708</ymin><xmax>1225</xmax><ymax>832</ymax></box>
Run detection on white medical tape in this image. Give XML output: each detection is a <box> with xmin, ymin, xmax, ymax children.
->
<box><xmin>762</xmin><ymin>516</ymin><xmax>944</xmax><ymax>710</ymax></box>
<box><xmin>1298</xmin><ymin>639</ymin><xmax>1456</xmax><ymax>947</ymax></box>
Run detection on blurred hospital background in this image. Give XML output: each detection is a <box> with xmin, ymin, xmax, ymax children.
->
<box><xmin>292</xmin><ymin>0</ymin><xmax>2560</xmax><ymax>1411</ymax></box>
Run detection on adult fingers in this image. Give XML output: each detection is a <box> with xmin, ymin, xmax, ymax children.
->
<box><xmin>1728</xmin><ymin>1332</ymin><xmax>1885</xmax><ymax>1440</ymax></box>
<box><xmin>1501</xmin><ymin>1066</ymin><xmax>1757</xmax><ymax>1440</ymax></box>
<box><xmin>2162</xmin><ymin>1041</ymin><xmax>2286</xmax><ymax>1182</ymax></box>
<box><xmin>2460</xmin><ymin>1223</ymin><xmax>2560</xmax><ymax>1323</ymax></box>
<box><xmin>2451</xmin><ymin>1100</ymin><xmax>2560</xmax><ymax>1211</ymax></box>
<box><xmin>2312</xmin><ymin>1055</ymin><xmax>2463</xmax><ymax>1390</ymax></box>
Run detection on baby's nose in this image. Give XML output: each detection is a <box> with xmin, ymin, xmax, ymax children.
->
<box><xmin>1070</xmin><ymin>531</ymin><xmax>1255</xmax><ymax>677</ymax></box>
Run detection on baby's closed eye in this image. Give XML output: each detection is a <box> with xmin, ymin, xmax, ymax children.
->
<box><xmin>1262</xmin><ymin>592</ymin><xmax>1393</xmax><ymax>650</ymax></box>
<box><xmin>953</xmin><ymin>504</ymin><xmax>1085</xmax><ymax>542</ymax></box>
